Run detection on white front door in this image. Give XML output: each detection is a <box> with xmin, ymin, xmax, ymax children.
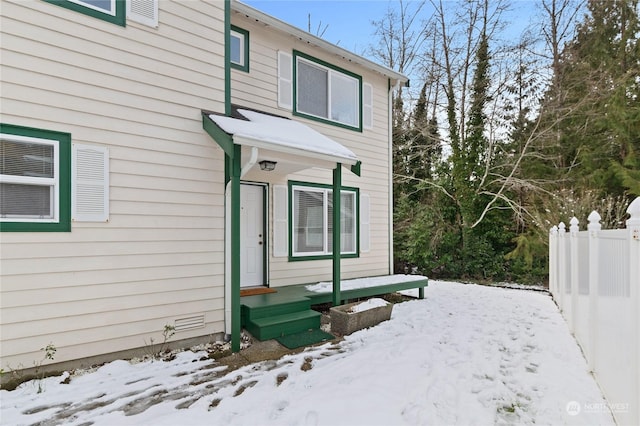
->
<box><xmin>240</xmin><ymin>184</ymin><xmax>265</xmax><ymax>287</ymax></box>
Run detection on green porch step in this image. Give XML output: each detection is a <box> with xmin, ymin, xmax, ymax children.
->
<box><xmin>245</xmin><ymin>310</ymin><xmax>321</xmax><ymax>341</ymax></box>
<box><xmin>242</xmin><ymin>296</ymin><xmax>312</xmax><ymax>323</ymax></box>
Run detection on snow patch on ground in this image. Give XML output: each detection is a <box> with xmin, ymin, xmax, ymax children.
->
<box><xmin>0</xmin><ymin>281</ymin><xmax>613</xmax><ymax>426</ymax></box>
<box><xmin>348</xmin><ymin>297</ymin><xmax>389</xmax><ymax>313</ymax></box>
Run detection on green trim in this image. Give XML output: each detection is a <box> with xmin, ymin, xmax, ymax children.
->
<box><xmin>224</xmin><ymin>0</ymin><xmax>232</xmax><ymax>116</ymax></box>
<box><xmin>332</xmin><ymin>164</ymin><xmax>342</xmax><ymax>306</ymax></box>
<box><xmin>224</xmin><ymin>154</ymin><xmax>232</xmax><ymax>186</ymax></box>
<box><xmin>287</xmin><ymin>180</ymin><xmax>360</xmax><ymax>261</ymax></box>
<box><xmin>44</xmin><ymin>0</ymin><xmax>125</xmax><ymax>26</ymax></box>
<box><xmin>230</xmin><ymin>144</ymin><xmax>241</xmax><ymax>352</ymax></box>
<box><xmin>202</xmin><ymin>112</ymin><xmax>234</xmax><ymax>158</ymax></box>
<box><xmin>0</xmin><ymin>123</ymin><xmax>71</xmax><ymax>232</ymax></box>
<box><xmin>288</xmin><ymin>253</ymin><xmax>358</xmax><ymax>262</ymax></box>
<box><xmin>292</xmin><ymin>50</ymin><xmax>363</xmax><ymax>132</ymax></box>
<box><xmin>242</xmin><ymin>278</ymin><xmax>428</xmax><ymax>307</ymax></box>
<box><xmin>350</xmin><ymin>160</ymin><xmax>362</xmax><ymax>177</ymax></box>
<box><xmin>262</xmin><ymin>184</ymin><xmax>268</xmax><ymax>285</ymax></box>
<box><xmin>230</xmin><ymin>25</ymin><xmax>250</xmax><ymax>73</ymax></box>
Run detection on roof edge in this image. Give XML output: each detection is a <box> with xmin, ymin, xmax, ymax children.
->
<box><xmin>231</xmin><ymin>0</ymin><xmax>409</xmax><ymax>85</ymax></box>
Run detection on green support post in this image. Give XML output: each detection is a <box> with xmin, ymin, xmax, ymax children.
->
<box><xmin>231</xmin><ymin>144</ymin><xmax>241</xmax><ymax>352</ymax></box>
<box><xmin>332</xmin><ymin>164</ymin><xmax>342</xmax><ymax>307</ymax></box>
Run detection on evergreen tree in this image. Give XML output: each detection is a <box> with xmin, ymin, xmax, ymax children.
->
<box><xmin>540</xmin><ymin>0</ymin><xmax>640</xmax><ymax>197</ymax></box>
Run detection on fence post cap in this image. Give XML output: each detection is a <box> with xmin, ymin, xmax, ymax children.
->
<box><xmin>569</xmin><ymin>217</ymin><xmax>579</xmax><ymax>233</ymax></box>
<box><xmin>587</xmin><ymin>210</ymin><xmax>602</xmax><ymax>231</ymax></box>
<box><xmin>626</xmin><ymin>197</ymin><xmax>640</xmax><ymax>226</ymax></box>
<box><xmin>550</xmin><ymin>225</ymin><xmax>558</xmax><ymax>234</ymax></box>
<box><xmin>559</xmin><ymin>222</ymin><xmax>566</xmax><ymax>232</ymax></box>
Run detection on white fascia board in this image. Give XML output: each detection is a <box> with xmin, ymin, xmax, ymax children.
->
<box><xmin>233</xmin><ymin>135</ymin><xmax>358</xmax><ymax>167</ymax></box>
<box><xmin>231</xmin><ymin>0</ymin><xmax>409</xmax><ymax>86</ymax></box>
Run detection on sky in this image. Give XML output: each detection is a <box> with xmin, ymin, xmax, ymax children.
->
<box><xmin>243</xmin><ymin>0</ymin><xmax>402</xmax><ymax>56</ymax></box>
<box><xmin>242</xmin><ymin>0</ymin><xmax>542</xmax><ymax>61</ymax></box>
<box><xmin>1</xmin><ymin>280</ymin><xmax>616</xmax><ymax>425</ymax></box>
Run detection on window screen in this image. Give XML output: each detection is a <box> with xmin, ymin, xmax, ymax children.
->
<box><xmin>293</xmin><ymin>189</ymin><xmax>325</xmax><ymax>254</ymax></box>
<box><xmin>0</xmin><ymin>138</ymin><xmax>57</xmax><ymax>220</ymax></box>
<box><xmin>297</xmin><ymin>60</ymin><xmax>328</xmax><ymax>119</ymax></box>
<box><xmin>330</xmin><ymin>73</ymin><xmax>358</xmax><ymax>127</ymax></box>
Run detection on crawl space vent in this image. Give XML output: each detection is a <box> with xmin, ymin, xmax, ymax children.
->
<box><xmin>174</xmin><ymin>314</ymin><xmax>205</xmax><ymax>332</ymax></box>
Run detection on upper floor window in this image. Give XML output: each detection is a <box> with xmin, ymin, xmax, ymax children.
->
<box><xmin>73</xmin><ymin>0</ymin><xmax>116</xmax><ymax>14</ymax></box>
<box><xmin>45</xmin><ymin>0</ymin><xmax>126</xmax><ymax>26</ymax></box>
<box><xmin>0</xmin><ymin>124</ymin><xmax>71</xmax><ymax>232</ymax></box>
<box><xmin>293</xmin><ymin>51</ymin><xmax>362</xmax><ymax>131</ymax></box>
<box><xmin>230</xmin><ymin>26</ymin><xmax>249</xmax><ymax>72</ymax></box>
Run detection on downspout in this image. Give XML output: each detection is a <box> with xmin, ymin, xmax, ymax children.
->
<box><xmin>240</xmin><ymin>147</ymin><xmax>258</xmax><ymax>178</ymax></box>
<box><xmin>224</xmin><ymin>179</ymin><xmax>232</xmax><ymax>337</ymax></box>
<box><xmin>388</xmin><ymin>79</ymin><xmax>400</xmax><ymax>275</ymax></box>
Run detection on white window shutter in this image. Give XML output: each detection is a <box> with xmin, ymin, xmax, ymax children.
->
<box><xmin>278</xmin><ymin>51</ymin><xmax>293</xmax><ymax>110</ymax></box>
<box><xmin>72</xmin><ymin>144</ymin><xmax>109</xmax><ymax>222</ymax></box>
<box><xmin>363</xmin><ymin>83</ymin><xmax>373</xmax><ymax>129</ymax></box>
<box><xmin>360</xmin><ymin>193</ymin><xmax>370</xmax><ymax>252</ymax></box>
<box><xmin>127</xmin><ymin>0</ymin><xmax>158</xmax><ymax>27</ymax></box>
<box><xmin>273</xmin><ymin>185</ymin><xmax>288</xmax><ymax>257</ymax></box>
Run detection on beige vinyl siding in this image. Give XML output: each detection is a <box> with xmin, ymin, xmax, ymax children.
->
<box><xmin>1</xmin><ymin>0</ymin><xmax>226</xmax><ymax>367</ymax></box>
<box><xmin>230</xmin><ymin>14</ymin><xmax>392</xmax><ymax>286</ymax></box>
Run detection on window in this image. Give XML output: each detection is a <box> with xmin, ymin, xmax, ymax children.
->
<box><xmin>45</xmin><ymin>0</ymin><xmax>126</xmax><ymax>26</ymax></box>
<box><xmin>293</xmin><ymin>51</ymin><xmax>362</xmax><ymax>131</ymax></box>
<box><xmin>290</xmin><ymin>182</ymin><xmax>358</xmax><ymax>258</ymax></box>
<box><xmin>0</xmin><ymin>124</ymin><xmax>71</xmax><ymax>232</ymax></box>
<box><xmin>230</xmin><ymin>26</ymin><xmax>249</xmax><ymax>72</ymax></box>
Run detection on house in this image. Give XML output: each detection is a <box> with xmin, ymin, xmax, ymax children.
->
<box><xmin>0</xmin><ymin>0</ymin><xmax>408</xmax><ymax>374</ymax></box>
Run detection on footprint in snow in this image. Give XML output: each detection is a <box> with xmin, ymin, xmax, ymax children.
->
<box><xmin>269</xmin><ymin>400</ymin><xmax>289</xmax><ymax>420</ymax></box>
<box><xmin>305</xmin><ymin>410</ymin><xmax>319</xmax><ymax>425</ymax></box>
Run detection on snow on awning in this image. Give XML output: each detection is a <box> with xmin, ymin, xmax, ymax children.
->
<box><xmin>206</xmin><ymin>109</ymin><xmax>359</xmax><ymax>166</ymax></box>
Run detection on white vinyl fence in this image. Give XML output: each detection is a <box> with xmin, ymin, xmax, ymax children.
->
<box><xmin>549</xmin><ymin>196</ymin><xmax>640</xmax><ymax>425</ymax></box>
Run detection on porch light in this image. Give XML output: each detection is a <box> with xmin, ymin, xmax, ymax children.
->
<box><xmin>259</xmin><ymin>160</ymin><xmax>277</xmax><ymax>171</ymax></box>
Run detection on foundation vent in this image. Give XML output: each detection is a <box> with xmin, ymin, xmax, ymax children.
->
<box><xmin>174</xmin><ymin>314</ymin><xmax>205</xmax><ymax>332</ymax></box>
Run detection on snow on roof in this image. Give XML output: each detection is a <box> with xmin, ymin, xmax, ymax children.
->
<box><xmin>209</xmin><ymin>109</ymin><xmax>358</xmax><ymax>164</ymax></box>
<box><xmin>305</xmin><ymin>274</ymin><xmax>428</xmax><ymax>293</ymax></box>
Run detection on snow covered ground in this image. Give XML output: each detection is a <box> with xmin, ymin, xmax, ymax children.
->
<box><xmin>1</xmin><ymin>281</ymin><xmax>614</xmax><ymax>425</ymax></box>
